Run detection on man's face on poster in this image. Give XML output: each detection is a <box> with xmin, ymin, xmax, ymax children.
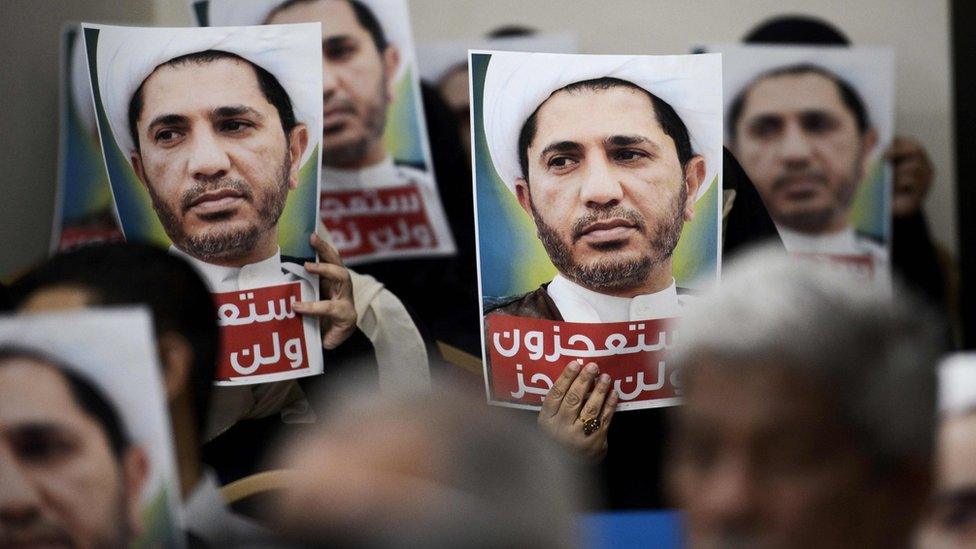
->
<box><xmin>268</xmin><ymin>0</ymin><xmax>400</xmax><ymax>169</ymax></box>
<box><xmin>131</xmin><ymin>56</ymin><xmax>307</xmax><ymax>264</ymax></box>
<box><xmin>516</xmin><ymin>84</ymin><xmax>703</xmax><ymax>294</ymax></box>
<box><xmin>732</xmin><ymin>71</ymin><xmax>878</xmax><ymax>234</ymax></box>
<box><xmin>0</xmin><ymin>359</ymin><xmax>147</xmax><ymax>548</ymax></box>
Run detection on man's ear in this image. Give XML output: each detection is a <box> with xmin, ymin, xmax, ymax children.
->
<box><xmin>861</xmin><ymin>128</ymin><xmax>880</xmax><ymax>172</ymax></box>
<box><xmin>382</xmin><ymin>45</ymin><xmax>401</xmax><ymax>99</ymax></box>
<box><xmin>121</xmin><ymin>446</ymin><xmax>151</xmax><ymax>537</ymax></box>
<box><xmin>287</xmin><ymin>124</ymin><xmax>309</xmax><ymax>190</ymax></box>
<box><xmin>156</xmin><ymin>332</ymin><xmax>193</xmax><ymax>402</ymax></box>
<box><xmin>682</xmin><ymin>155</ymin><xmax>706</xmax><ymax>221</ymax></box>
<box><xmin>514</xmin><ymin>178</ymin><xmax>533</xmax><ymax>218</ymax></box>
<box><xmin>130</xmin><ymin>151</ymin><xmax>149</xmax><ymax>189</ymax></box>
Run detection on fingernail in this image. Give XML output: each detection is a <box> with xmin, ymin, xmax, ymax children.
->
<box><xmin>599</xmin><ymin>373</ymin><xmax>610</xmax><ymax>384</ymax></box>
<box><xmin>585</xmin><ymin>363</ymin><xmax>598</xmax><ymax>374</ymax></box>
<box><xmin>310</xmin><ymin>232</ymin><xmax>320</xmax><ymax>243</ymax></box>
<box><xmin>568</xmin><ymin>361</ymin><xmax>581</xmax><ymax>372</ymax></box>
<box><xmin>292</xmin><ymin>302</ymin><xmax>306</xmax><ymax>310</ymax></box>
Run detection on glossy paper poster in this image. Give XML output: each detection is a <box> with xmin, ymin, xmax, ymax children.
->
<box><xmin>193</xmin><ymin>0</ymin><xmax>456</xmax><ymax>265</ymax></box>
<box><xmin>0</xmin><ymin>309</ymin><xmax>185</xmax><ymax>548</ymax></box>
<box><xmin>82</xmin><ymin>22</ymin><xmax>325</xmax><ymax>385</ymax></box>
<box><xmin>50</xmin><ymin>25</ymin><xmax>124</xmax><ymax>253</ymax></box>
<box><xmin>710</xmin><ymin>44</ymin><xmax>894</xmax><ymax>286</ymax></box>
<box><xmin>472</xmin><ymin>51</ymin><xmax>722</xmax><ymax>411</ymax></box>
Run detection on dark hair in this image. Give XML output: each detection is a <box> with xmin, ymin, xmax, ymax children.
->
<box><xmin>486</xmin><ymin>25</ymin><xmax>537</xmax><ymax>39</ymax></box>
<box><xmin>743</xmin><ymin>15</ymin><xmax>850</xmax><ymax>46</ymax></box>
<box><xmin>517</xmin><ymin>77</ymin><xmax>694</xmax><ymax>180</ymax></box>
<box><xmin>0</xmin><ymin>346</ymin><xmax>130</xmax><ymax>459</ymax></box>
<box><xmin>127</xmin><ymin>50</ymin><xmax>297</xmax><ymax>152</ymax></box>
<box><xmin>11</xmin><ymin>243</ymin><xmax>219</xmax><ymax>444</ymax></box>
<box><xmin>727</xmin><ymin>63</ymin><xmax>870</xmax><ymax>140</ymax></box>
<box><xmin>267</xmin><ymin>0</ymin><xmax>389</xmax><ymax>52</ymax></box>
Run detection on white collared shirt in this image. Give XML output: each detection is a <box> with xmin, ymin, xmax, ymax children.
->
<box><xmin>777</xmin><ymin>225</ymin><xmax>887</xmax><ymax>259</ymax></box>
<box><xmin>170</xmin><ymin>246</ymin><xmax>318</xmax><ymax>440</ymax></box>
<box><xmin>546</xmin><ymin>274</ymin><xmax>684</xmax><ymax>323</ymax></box>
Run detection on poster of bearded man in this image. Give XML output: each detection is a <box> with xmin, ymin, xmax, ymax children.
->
<box><xmin>82</xmin><ymin>22</ymin><xmax>325</xmax><ymax>386</ymax></box>
<box><xmin>472</xmin><ymin>51</ymin><xmax>722</xmax><ymax>411</ymax></box>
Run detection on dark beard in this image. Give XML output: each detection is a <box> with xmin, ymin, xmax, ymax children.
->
<box><xmin>322</xmin><ymin>82</ymin><xmax>389</xmax><ymax>168</ymax></box>
<box><xmin>530</xmin><ymin>186</ymin><xmax>687</xmax><ymax>293</ymax></box>
<box><xmin>147</xmin><ymin>152</ymin><xmax>291</xmax><ymax>262</ymax></box>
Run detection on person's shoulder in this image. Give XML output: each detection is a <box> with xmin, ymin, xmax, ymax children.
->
<box><xmin>854</xmin><ymin>231</ymin><xmax>889</xmax><ymax>259</ymax></box>
<box><xmin>484</xmin><ymin>285</ymin><xmax>561</xmax><ymax>320</ymax></box>
<box><xmin>676</xmin><ymin>286</ymin><xmax>700</xmax><ymax>308</ymax></box>
<box><xmin>280</xmin><ymin>255</ymin><xmax>317</xmax><ymax>285</ymax></box>
<box><xmin>394</xmin><ymin>161</ymin><xmax>434</xmax><ymax>186</ymax></box>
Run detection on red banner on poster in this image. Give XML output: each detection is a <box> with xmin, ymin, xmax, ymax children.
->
<box><xmin>57</xmin><ymin>225</ymin><xmax>124</xmax><ymax>252</ymax></box>
<box><xmin>320</xmin><ymin>185</ymin><xmax>438</xmax><ymax>258</ymax></box>
<box><xmin>485</xmin><ymin>314</ymin><xmax>680</xmax><ymax>410</ymax></box>
<box><xmin>212</xmin><ymin>282</ymin><xmax>311</xmax><ymax>382</ymax></box>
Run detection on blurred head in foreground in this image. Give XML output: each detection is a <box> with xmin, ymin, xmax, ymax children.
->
<box><xmin>0</xmin><ymin>347</ymin><xmax>149</xmax><ymax>548</ymax></box>
<box><xmin>271</xmin><ymin>384</ymin><xmax>585</xmax><ymax>548</ymax></box>
<box><xmin>667</xmin><ymin>246</ymin><xmax>942</xmax><ymax>548</ymax></box>
<box><xmin>917</xmin><ymin>355</ymin><xmax>976</xmax><ymax>548</ymax></box>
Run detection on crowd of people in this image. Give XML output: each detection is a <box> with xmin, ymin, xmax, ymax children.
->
<box><xmin>0</xmin><ymin>2</ymin><xmax>971</xmax><ymax>548</ymax></box>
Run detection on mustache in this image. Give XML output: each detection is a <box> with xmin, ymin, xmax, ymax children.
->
<box><xmin>180</xmin><ymin>179</ymin><xmax>253</xmax><ymax>214</ymax></box>
<box><xmin>323</xmin><ymin>97</ymin><xmax>357</xmax><ymax>117</ymax></box>
<box><xmin>570</xmin><ymin>207</ymin><xmax>647</xmax><ymax>242</ymax></box>
<box><xmin>771</xmin><ymin>169</ymin><xmax>829</xmax><ymax>192</ymax></box>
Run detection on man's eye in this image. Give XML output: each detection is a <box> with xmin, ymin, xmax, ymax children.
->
<box><xmin>548</xmin><ymin>156</ymin><xmax>577</xmax><ymax>169</ymax></box>
<box><xmin>15</xmin><ymin>436</ymin><xmax>74</xmax><ymax>463</ymax></box>
<box><xmin>614</xmin><ymin>150</ymin><xmax>646</xmax><ymax>162</ymax></box>
<box><xmin>221</xmin><ymin>120</ymin><xmax>252</xmax><ymax>133</ymax></box>
<box><xmin>155</xmin><ymin>129</ymin><xmax>182</xmax><ymax>142</ymax></box>
<box><xmin>748</xmin><ymin>117</ymin><xmax>783</xmax><ymax>139</ymax></box>
<box><xmin>325</xmin><ymin>45</ymin><xmax>355</xmax><ymax>61</ymax></box>
<box><xmin>801</xmin><ymin>112</ymin><xmax>838</xmax><ymax>134</ymax></box>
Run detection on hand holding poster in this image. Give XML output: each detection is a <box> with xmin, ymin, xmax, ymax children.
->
<box><xmin>0</xmin><ymin>308</ymin><xmax>185</xmax><ymax>548</ymax></box>
<box><xmin>193</xmin><ymin>0</ymin><xmax>457</xmax><ymax>265</ymax></box>
<box><xmin>712</xmin><ymin>43</ymin><xmax>895</xmax><ymax>288</ymax></box>
<box><xmin>471</xmin><ymin>50</ymin><xmax>722</xmax><ymax>411</ymax></box>
<box><xmin>81</xmin><ymin>22</ymin><xmax>325</xmax><ymax>385</ymax></box>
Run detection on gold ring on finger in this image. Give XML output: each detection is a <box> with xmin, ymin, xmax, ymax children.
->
<box><xmin>581</xmin><ymin>416</ymin><xmax>601</xmax><ymax>436</ymax></box>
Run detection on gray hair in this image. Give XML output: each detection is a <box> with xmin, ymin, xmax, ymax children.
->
<box><xmin>674</xmin><ymin>245</ymin><xmax>944</xmax><ymax>472</ymax></box>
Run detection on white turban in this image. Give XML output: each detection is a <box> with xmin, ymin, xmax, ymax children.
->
<box><xmin>86</xmin><ymin>22</ymin><xmax>323</xmax><ymax>166</ymax></box>
<box><xmin>417</xmin><ymin>32</ymin><xmax>578</xmax><ymax>84</ymax></box>
<box><xmin>199</xmin><ymin>0</ymin><xmax>413</xmax><ymax>81</ymax></box>
<box><xmin>482</xmin><ymin>52</ymin><xmax>722</xmax><ymax>201</ymax></box>
<box><xmin>939</xmin><ymin>354</ymin><xmax>976</xmax><ymax>415</ymax></box>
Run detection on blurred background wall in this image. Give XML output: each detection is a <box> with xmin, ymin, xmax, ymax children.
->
<box><xmin>1</xmin><ymin>0</ymin><xmax>955</xmax><ymax>278</ymax></box>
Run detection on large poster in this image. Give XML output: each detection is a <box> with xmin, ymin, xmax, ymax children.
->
<box><xmin>82</xmin><ymin>22</ymin><xmax>324</xmax><ymax>386</ymax></box>
<box><xmin>472</xmin><ymin>51</ymin><xmax>723</xmax><ymax>411</ymax></box>
<box><xmin>50</xmin><ymin>25</ymin><xmax>124</xmax><ymax>253</ymax></box>
<box><xmin>192</xmin><ymin>0</ymin><xmax>457</xmax><ymax>265</ymax></box>
<box><xmin>0</xmin><ymin>308</ymin><xmax>185</xmax><ymax>548</ymax></box>
<box><xmin>712</xmin><ymin>44</ymin><xmax>894</xmax><ymax>286</ymax></box>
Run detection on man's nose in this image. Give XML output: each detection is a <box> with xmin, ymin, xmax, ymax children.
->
<box><xmin>579</xmin><ymin>157</ymin><xmax>624</xmax><ymax>207</ymax></box>
<box><xmin>778</xmin><ymin>122</ymin><xmax>814</xmax><ymax>166</ymax></box>
<box><xmin>322</xmin><ymin>58</ymin><xmax>337</xmax><ymax>101</ymax></box>
<box><xmin>187</xmin><ymin>128</ymin><xmax>231</xmax><ymax>181</ymax></box>
<box><xmin>0</xmin><ymin>446</ymin><xmax>43</xmax><ymax>530</ymax></box>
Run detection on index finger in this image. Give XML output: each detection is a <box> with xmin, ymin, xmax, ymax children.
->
<box><xmin>541</xmin><ymin>360</ymin><xmax>583</xmax><ymax>418</ymax></box>
<box><xmin>310</xmin><ymin>232</ymin><xmax>343</xmax><ymax>265</ymax></box>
